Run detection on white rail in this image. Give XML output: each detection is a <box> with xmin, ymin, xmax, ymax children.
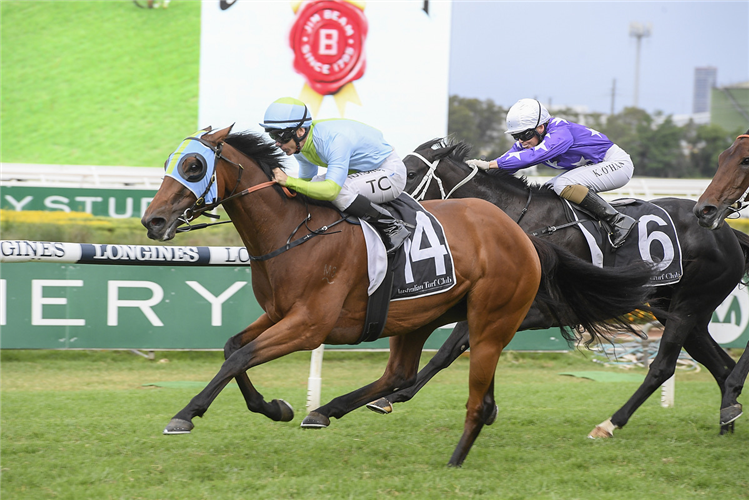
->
<box><xmin>1</xmin><ymin>163</ymin><xmax>164</xmax><ymax>190</ymax></box>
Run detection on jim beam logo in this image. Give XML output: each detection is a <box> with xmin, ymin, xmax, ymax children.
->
<box><xmin>290</xmin><ymin>0</ymin><xmax>368</xmax><ymax>116</ymax></box>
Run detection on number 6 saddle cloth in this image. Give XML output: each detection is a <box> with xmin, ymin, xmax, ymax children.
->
<box><xmin>562</xmin><ymin>198</ymin><xmax>683</xmax><ymax>286</ymax></box>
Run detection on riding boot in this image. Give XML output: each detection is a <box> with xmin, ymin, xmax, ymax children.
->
<box><xmin>576</xmin><ymin>191</ymin><xmax>637</xmax><ymax>249</ymax></box>
<box><xmin>345</xmin><ymin>195</ymin><xmax>410</xmax><ymax>254</ymax></box>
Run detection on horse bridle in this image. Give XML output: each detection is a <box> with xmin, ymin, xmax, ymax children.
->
<box><xmin>405</xmin><ymin>151</ymin><xmax>533</xmax><ymax>225</ymax></box>
<box><xmin>405</xmin><ymin>152</ymin><xmax>480</xmax><ymax>201</ymax></box>
<box><xmin>174</xmin><ymin>136</ymin><xmax>345</xmax><ymax>261</ymax></box>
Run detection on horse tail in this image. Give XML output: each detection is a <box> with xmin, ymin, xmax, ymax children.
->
<box><xmin>529</xmin><ymin>235</ymin><xmax>657</xmax><ymax>348</ymax></box>
<box><xmin>730</xmin><ymin>227</ymin><xmax>749</xmax><ymax>279</ymax></box>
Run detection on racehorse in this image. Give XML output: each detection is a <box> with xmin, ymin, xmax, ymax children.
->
<box><xmin>367</xmin><ymin>137</ymin><xmax>749</xmax><ymax>437</ymax></box>
<box><xmin>141</xmin><ymin>126</ymin><xmax>656</xmax><ymax>466</ymax></box>
<box><xmin>694</xmin><ymin>130</ymin><xmax>749</xmax><ymax>426</ymax></box>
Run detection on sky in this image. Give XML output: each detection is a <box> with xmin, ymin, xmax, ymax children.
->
<box><xmin>448</xmin><ymin>0</ymin><xmax>749</xmax><ymax>117</ymax></box>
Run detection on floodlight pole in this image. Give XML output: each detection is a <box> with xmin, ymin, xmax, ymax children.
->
<box><xmin>629</xmin><ymin>22</ymin><xmax>652</xmax><ymax>109</ymax></box>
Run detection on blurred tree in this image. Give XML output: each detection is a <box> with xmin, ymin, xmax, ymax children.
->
<box><xmin>447</xmin><ymin>95</ymin><xmax>510</xmax><ymax>160</ymax></box>
<box><xmin>681</xmin><ymin>122</ymin><xmax>737</xmax><ymax>177</ymax></box>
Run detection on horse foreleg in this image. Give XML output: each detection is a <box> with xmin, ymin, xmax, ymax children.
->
<box><xmin>721</xmin><ymin>343</ymin><xmax>749</xmax><ymax>428</ymax></box>
<box><xmin>680</xmin><ymin>328</ymin><xmax>738</xmax><ymax>433</ymax></box>
<box><xmin>164</xmin><ymin>313</ymin><xmax>329</xmax><ymax>434</ymax></box>
<box><xmin>366</xmin><ymin>322</ymin><xmax>470</xmax><ymax>414</ymax></box>
<box><xmin>223</xmin><ymin>315</ymin><xmax>294</xmax><ymax>422</ymax></box>
<box><xmin>592</xmin><ymin>313</ymin><xmax>695</xmax><ymax>438</ymax></box>
<box><xmin>303</xmin><ymin>329</ymin><xmax>432</xmax><ymax>428</ymax></box>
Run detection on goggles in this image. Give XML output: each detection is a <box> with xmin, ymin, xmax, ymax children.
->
<box><xmin>511</xmin><ymin>128</ymin><xmax>538</xmax><ymax>142</ymax></box>
<box><xmin>267</xmin><ymin>128</ymin><xmax>297</xmax><ymax>144</ymax></box>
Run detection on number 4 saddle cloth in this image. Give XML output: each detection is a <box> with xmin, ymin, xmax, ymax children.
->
<box><xmin>563</xmin><ymin>198</ymin><xmax>683</xmax><ymax>286</ymax></box>
<box><xmin>360</xmin><ymin>193</ymin><xmax>457</xmax><ymax>301</ymax></box>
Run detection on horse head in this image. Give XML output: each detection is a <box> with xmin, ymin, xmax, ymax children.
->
<box><xmin>142</xmin><ymin>125</ymin><xmax>238</xmax><ymax>241</ymax></box>
<box><xmin>404</xmin><ymin>138</ymin><xmax>474</xmax><ymax>200</ymax></box>
<box><xmin>694</xmin><ymin>132</ymin><xmax>749</xmax><ymax>230</ymax></box>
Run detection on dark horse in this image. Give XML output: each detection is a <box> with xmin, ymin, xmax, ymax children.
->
<box><xmin>142</xmin><ymin>126</ymin><xmax>655</xmax><ymax>466</ymax></box>
<box><xmin>694</xmin><ymin>130</ymin><xmax>749</xmax><ymax>426</ymax></box>
<box><xmin>367</xmin><ymin>137</ymin><xmax>749</xmax><ymax>437</ymax></box>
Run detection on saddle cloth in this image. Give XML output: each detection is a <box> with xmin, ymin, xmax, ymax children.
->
<box><xmin>361</xmin><ymin>193</ymin><xmax>456</xmax><ymax>300</ymax></box>
<box><xmin>563</xmin><ymin>198</ymin><xmax>683</xmax><ymax>286</ymax></box>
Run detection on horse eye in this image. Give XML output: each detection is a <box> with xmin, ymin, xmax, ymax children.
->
<box><xmin>407</xmin><ymin>171</ymin><xmax>416</xmax><ymax>179</ymax></box>
<box><xmin>741</xmin><ymin>157</ymin><xmax>749</xmax><ymax>166</ymax></box>
<box><xmin>178</xmin><ymin>154</ymin><xmax>207</xmax><ymax>182</ymax></box>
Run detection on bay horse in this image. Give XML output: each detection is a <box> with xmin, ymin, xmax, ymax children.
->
<box><xmin>694</xmin><ymin>130</ymin><xmax>749</xmax><ymax>426</ymax></box>
<box><xmin>142</xmin><ymin>126</ymin><xmax>655</xmax><ymax>466</ymax></box>
<box><xmin>367</xmin><ymin>137</ymin><xmax>749</xmax><ymax>437</ymax></box>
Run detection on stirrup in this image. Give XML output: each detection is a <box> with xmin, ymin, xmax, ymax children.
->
<box><xmin>384</xmin><ymin>224</ymin><xmax>410</xmax><ymax>254</ymax></box>
<box><xmin>608</xmin><ymin>217</ymin><xmax>637</xmax><ymax>249</ymax></box>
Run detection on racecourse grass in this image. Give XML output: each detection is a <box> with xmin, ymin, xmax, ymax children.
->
<box><xmin>0</xmin><ymin>0</ymin><xmax>201</xmax><ymax>167</ymax></box>
<box><xmin>2</xmin><ymin>350</ymin><xmax>747</xmax><ymax>499</ymax></box>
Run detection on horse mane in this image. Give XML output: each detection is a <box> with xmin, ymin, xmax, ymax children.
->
<box><xmin>417</xmin><ymin>137</ymin><xmax>557</xmax><ymax>199</ymax></box>
<box><xmin>224</xmin><ymin>131</ymin><xmax>336</xmax><ymax>209</ymax></box>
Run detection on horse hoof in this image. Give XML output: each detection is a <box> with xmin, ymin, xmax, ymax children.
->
<box><xmin>301</xmin><ymin>411</ymin><xmax>330</xmax><ymax>429</ymax></box>
<box><xmin>273</xmin><ymin>399</ymin><xmax>294</xmax><ymax>422</ymax></box>
<box><xmin>720</xmin><ymin>404</ymin><xmax>743</xmax><ymax>426</ymax></box>
<box><xmin>588</xmin><ymin>425</ymin><xmax>613</xmax><ymax>439</ymax></box>
<box><xmin>485</xmin><ymin>404</ymin><xmax>499</xmax><ymax>426</ymax></box>
<box><xmin>366</xmin><ymin>398</ymin><xmax>393</xmax><ymax>415</ymax></box>
<box><xmin>163</xmin><ymin>418</ymin><xmax>194</xmax><ymax>435</ymax></box>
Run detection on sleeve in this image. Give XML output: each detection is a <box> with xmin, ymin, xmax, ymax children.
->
<box><xmin>284</xmin><ymin>177</ymin><xmax>342</xmax><ymax>201</ymax></box>
<box><xmin>494</xmin><ymin>128</ymin><xmax>574</xmax><ymax>172</ymax></box>
<box><xmin>296</xmin><ymin>155</ymin><xmax>319</xmax><ymax>180</ymax></box>
<box><xmin>319</xmin><ymin>135</ymin><xmax>352</xmax><ymax>187</ymax></box>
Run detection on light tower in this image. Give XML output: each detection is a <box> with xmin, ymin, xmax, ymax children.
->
<box><xmin>629</xmin><ymin>22</ymin><xmax>652</xmax><ymax>108</ymax></box>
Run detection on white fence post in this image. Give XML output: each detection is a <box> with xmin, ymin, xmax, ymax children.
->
<box><xmin>306</xmin><ymin>345</ymin><xmax>324</xmax><ymax>413</ymax></box>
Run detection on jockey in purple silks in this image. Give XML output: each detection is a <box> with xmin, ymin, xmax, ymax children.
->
<box><xmin>468</xmin><ymin>98</ymin><xmax>637</xmax><ymax>248</ymax></box>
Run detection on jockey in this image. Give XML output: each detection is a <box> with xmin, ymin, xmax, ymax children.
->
<box><xmin>468</xmin><ymin>98</ymin><xmax>637</xmax><ymax>248</ymax></box>
<box><xmin>261</xmin><ymin>97</ymin><xmax>410</xmax><ymax>253</ymax></box>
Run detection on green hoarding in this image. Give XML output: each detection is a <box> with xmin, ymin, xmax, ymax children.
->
<box><xmin>1</xmin><ymin>186</ymin><xmax>156</xmax><ymax>218</ymax></box>
<box><xmin>0</xmin><ymin>262</ymin><xmax>572</xmax><ymax>351</ymax></box>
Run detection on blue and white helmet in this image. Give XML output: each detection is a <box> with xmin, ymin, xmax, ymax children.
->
<box><xmin>259</xmin><ymin>97</ymin><xmax>312</xmax><ymax>131</ymax></box>
<box><xmin>505</xmin><ymin>98</ymin><xmax>550</xmax><ymax>135</ymax></box>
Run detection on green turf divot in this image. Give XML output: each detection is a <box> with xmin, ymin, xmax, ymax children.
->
<box><xmin>559</xmin><ymin>371</ymin><xmax>645</xmax><ymax>382</ymax></box>
<box><xmin>143</xmin><ymin>381</ymin><xmax>238</xmax><ymax>389</ymax></box>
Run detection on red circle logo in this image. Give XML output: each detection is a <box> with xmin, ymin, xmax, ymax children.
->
<box><xmin>289</xmin><ymin>0</ymin><xmax>368</xmax><ymax>95</ymax></box>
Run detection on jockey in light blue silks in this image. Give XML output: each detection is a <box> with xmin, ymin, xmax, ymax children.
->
<box><xmin>468</xmin><ymin>98</ymin><xmax>637</xmax><ymax>248</ymax></box>
<box><xmin>261</xmin><ymin>97</ymin><xmax>410</xmax><ymax>253</ymax></box>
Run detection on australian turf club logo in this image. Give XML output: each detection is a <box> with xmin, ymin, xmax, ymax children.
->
<box><xmin>290</xmin><ymin>0</ymin><xmax>368</xmax><ymax>115</ymax></box>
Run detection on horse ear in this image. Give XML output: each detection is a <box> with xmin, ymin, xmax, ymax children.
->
<box><xmin>205</xmin><ymin>124</ymin><xmax>234</xmax><ymax>143</ymax></box>
<box><xmin>201</xmin><ymin>126</ymin><xmax>213</xmax><ymax>133</ymax></box>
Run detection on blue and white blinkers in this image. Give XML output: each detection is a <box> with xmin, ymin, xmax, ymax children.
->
<box><xmin>164</xmin><ymin>130</ymin><xmax>218</xmax><ymax>206</ymax></box>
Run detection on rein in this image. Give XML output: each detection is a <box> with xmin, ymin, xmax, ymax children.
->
<box><xmin>175</xmin><ymin>137</ymin><xmax>345</xmax><ymax>261</ymax></box>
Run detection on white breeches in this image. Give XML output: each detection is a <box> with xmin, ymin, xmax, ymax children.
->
<box><xmin>545</xmin><ymin>145</ymin><xmax>634</xmax><ymax>195</ymax></box>
<box><xmin>312</xmin><ymin>151</ymin><xmax>407</xmax><ymax>211</ymax></box>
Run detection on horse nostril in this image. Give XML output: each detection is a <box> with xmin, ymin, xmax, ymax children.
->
<box><xmin>143</xmin><ymin>216</ymin><xmax>165</xmax><ymax>230</ymax></box>
<box><xmin>700</xmin><ymin>205</ymin><xmax>717</xmax><ymax>216</ymax></box>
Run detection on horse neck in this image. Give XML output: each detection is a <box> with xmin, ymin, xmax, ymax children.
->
<box><xmin>217</xmin><ymin>157</ymin><xmax>308</xmax><ymax>261</ymax></box>
<box><xmin>438</xmin><ymin>160</ymin><xmax>532</xmax><ymax>221</ymax></box>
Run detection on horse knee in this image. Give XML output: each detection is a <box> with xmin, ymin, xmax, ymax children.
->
<box><xmin>223</xmin><ymin>335</ymin><xmax>243</xmax><ymax>360</ymax></box>
<box><xmin>647</xmin><ymin>362</ymin><xmax>676</xmax><ymax>383</ymax></box>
